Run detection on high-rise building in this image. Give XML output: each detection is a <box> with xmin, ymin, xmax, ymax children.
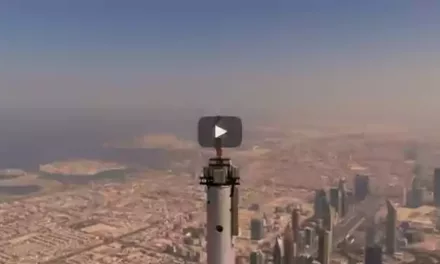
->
<box><xmin>273</xmin><ymin>236</ymin><xmax>284</xmax><ymax>264</ymax></box>
<box><xmin>296</xmin><ymin>253</ymin><xmax>315</xmax><ymax>264</ymax></box>
<box><xmin>436</xmin><ymin>209</ymin><xmax>440</xmax><ymax>231</ymax></box>
<box><xmin>317</xmin><ymin>229</ymin><xmax>332</xmax><ymax>264</ymax></box>
<box><xmin>412</xmin><ymin>174</ymin><xmax>421</xmax><ymax>190</ymax></box>
<box><xmin>314</xmin><ymin>190</ymin><xmax>332</xmax><ymax>232</ymax></box>
<box><xmin>346</xmin><ymin>190</ymin><xmax>354</xmax><ymax>209</ymax></box>
<box><xmin>401</xmin><ymin>186</ymin><xmax>407</xmax><ymax>206</ymax></box>
<box><xmin>283</xmin><ymin>225</ymin><xmax>295</xmax><ymax>264</ymax></box>
<box><xmin>314</xmin><ymin>189</ymin><xmax>327</xmax><ymax>218</ymax></box>
<box><xmin>292</xmin><ymin>242</ymin><xmax>298</xmax><ymax>264</ymax></box>
<box><xmin>354</xmin><ymin>174</ymin><xmax>370</xmax><ymax>202</ymax></box>
<box><xmin>364</xmin><ymin>245</ymin><xmax>383</xmax><ymax>264</ymax></box>
<box><xmin>329</xmin><ymin>187</ymin><xmax>341</xmax><ymax>215</ymax></box>
<box><xmin>291</xmin><ymin>207</ymin><xmax>301</xmax><ymax>242</ymax></box>
<box><xmin>250</xmin><ymin>218</ymin><xmax>264</xmax><ymax>241</ymax></box>
<box><xmin>404</xmin><ymin>145</ymin><xmax>418</xmax><ymax>161</ymax></box>
<box><xmin>408</xmin><ymin>176</ymin><xmax>423</xmax><ymax>208</ymax></box>
<box><xmin>315</xmin><ymin>219</ymin><xmax>323</xmax><ymax>232</ymax></box>
<box><xmin>297</xmin><ymin>230</ymin><xmax>305</xmax><ymax>254</ymax></box>
<box><xmin>434</xmin><ymin>168</ymin><xmax>440</xmax><ymax>206</ymax></box>
<box><xmin>365</xmin><ymin>219</ymin><xmax>376</xmax><ymax>247</ymax></box>
<box><xmin>249</xmin><ymin>250</ymin><xmax>265</xmax><ymax>264</ymax></box>
<box><xmin>385</xmin><ymin>200</ymin><xmax>397</xmax><ymax>255</ymax></box>
<box><xmin>413</xmin><ymin>163</ymin><xmax>422</xmax><ymax>176</ymax></box>
<box><xmin>338</xmin><ymin>178</ymin><xmax>348</xmax><ymax>218</ymax></box>
<box><xmin>322</xmin><ymin>197</ymin><xmax>333</xmax><ymax>231</ymax></box>
<box><xmin>304</xmin><ymin>227</ymin><xmax>315</xmax><ymax>248</ymax></box>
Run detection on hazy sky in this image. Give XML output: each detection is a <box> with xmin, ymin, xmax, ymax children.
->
<box><xmin>1</xmin><ymin>1</ymin><xmax>440</xmax><ymax>121</ymax></box>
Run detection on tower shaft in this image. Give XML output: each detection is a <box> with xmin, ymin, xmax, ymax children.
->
<box><xmin>207</xmin><ymin>186</ymin><xmax>233</xmax><ymax>264</ymax></box>
<box><xmin>200</xmin><ymin>157</ymin><xmax>240</xmax><ymax>264</ymax></box>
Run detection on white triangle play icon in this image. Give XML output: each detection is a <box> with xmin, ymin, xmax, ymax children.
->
<box><xmin>214</xmin><ymin>125</ymin><xmax>227</xmax><ymax>138</ymax></box>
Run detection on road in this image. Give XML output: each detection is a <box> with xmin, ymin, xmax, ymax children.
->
<box><xmin>307</xmin><ymin>195</ymin><xmax>384</xmax><ymax>255</ymax></box>
<box><xmin>407</xmin><ymin>248</ymin><xmax>440</xmax><ymax>264</ymax></box>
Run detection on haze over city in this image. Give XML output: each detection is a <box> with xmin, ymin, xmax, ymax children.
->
<box><xmin>1</xmin><ymin>1</ymin><xmax>440</xmax><ymax>123</ymax></box>
<box><xmin>2</xmin><ymin>1</ymin><xmax>440</xmax><ymax>264</ymax></box>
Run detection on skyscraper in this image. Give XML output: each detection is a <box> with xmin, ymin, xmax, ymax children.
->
<box><xmin>304</xmin><ymin>227</ymin><xmax>315</xmax><ymax>248</ymax></box>
<box><xmin>385</xmin><ymin>200</ymin><xmax>397</xmax><ymax>255</ymax></box>
<box><xmin>296</xmin><ymin>230</ymin><xmax>305</xmax><ymax>254</ymax></box>
<box><xmin>404</xmin><ymin>145</ymin><xmax>418</xmax><ymax>161</ymax></box>
<box><xmin>413</xmin><ymin>163</ymin><xmax>422</xmax><ymax>177</ymax></box>
<box><xmin>364</xmin><ymin>245</ymin><xmax>383</xmax><ymax>264</ymax></box>
<box><xmin>338</xmin><ymin>178</ymin><xmax>348</xmax><ymax>218</ymax></box>
<box><xmin>273</xmin><ymin>236</ymin><xmax>284</xmax><ymax>264</ymax></box>
<box><xmin>434</xmin><ymin>168</ymin><xmax>440</xmax><ymax>206</ymax></box>
<box><xmin>296</xmin><ymin>254</ymin><xmax>315</xmax><ymax>264</ymax></box>
<box><xmin>365</xmin><ymin>219</ymin><xmax>376</xmax><ymax>247</ymax></box>
<box><xmin>401</xmin><ymin>186</ymin><xmax>407</xmax><ymax>206</ymax></box>
<box><xmin>291</xmin><ymin>207</ymin><xmax>301</xmax><ymax>242</ymax></box>
<box><xmin>329</xmin><ymin>187</ymin><xmax>341</xmax><ymax>216</ymax></box>
<box><xmin>321</xmin><ymin>197</ymin><xmax>333</xmax><ymax>231</ymax></box>
<box><xmin>354</xmin><ymin>174</ymin><xmax>370</xmax><ymax>202</ymax></box>
<box><xmin>346</xmin><ymin>190</ymin><xmax>354</xmax><ymax>209</ymax></box>
<box><xmin>283</xmin><ymin>225</ymin><xmax>295</xmax><ymax>264</ymax></box>
<box><xmin>314</xmin><ymin>189</ymin><xmax>327</xmax><ymax>219</ymax></box>
<box><xmin>317</xmin><ymin>229</ymin><xmax>332</xmax><ymax>264</ymax></box>
<box><xmin>315</xmin><ymin>190</ymin><xmax>332</xmax><ymax>232</ymax></box>
<box><xmin>249</xmin><ymin>250</ymin><xmax>264</xmax><ymax>264</ymax></box>
<box><xmin>436</xmin><ymin>209</ymin><xmax>440</xmax><ymax>231</ymax></box>
<box><xmin>250</xmin><ymin>218</ymin><xmax>264</xmax><ymax>241</ymax></box>
<box><xmin>408</xmin><ymin>176</ymin><xmax>423</xmax><ymax>208</ymax></box>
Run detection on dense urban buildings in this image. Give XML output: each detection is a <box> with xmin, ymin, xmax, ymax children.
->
<box><xmin>2</xmin><ymin>123</ymin><xmax>440</xmax><ymax>263</ymax></box>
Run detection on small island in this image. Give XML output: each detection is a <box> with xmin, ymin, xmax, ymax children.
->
<box><xmin>39</xmin><ymin>159</ymin><xmax>129</xmax><ymax>184</ymax></box>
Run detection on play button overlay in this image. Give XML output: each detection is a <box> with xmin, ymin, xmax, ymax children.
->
<box><xmin>198</xmin><ymin>116</ymin><xmax>242</xmax><ymax>148</ymax></box>
<box><xmin>214</xmin><ymin>125</ymin><xmax>227</xmax><ymax>138</ymax></box>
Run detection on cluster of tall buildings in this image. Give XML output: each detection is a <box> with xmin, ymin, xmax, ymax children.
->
<box><xmin>248</xmin><ymin>208</ymin><xmax>305</xmax><ymax>264</ymax></box>
<box><xmin>248</xmin><ymin>174</ymin><xmax>401</xmax><ymax>264</ymax></box>
<box><xmin>243</xmin><ymin>153</ymin><xmax>440</xmax><ymax>264</ymax></box>
<box><xmin>364</xmin><ymin>199</ymin><xmax>397</xmax><ymax>264</ymax></box>
<box><xmin>404</xmin><ymin>166</ymin><xmax>440</xmax><ymax>209</ymax></box>
<box><xmin>271</xmin><ymin>206</ymin><xmax>312</xmax><ymax>264</ymax></box>
<box><xmin>268</xmin><ymin>177</ymin><xmax>358</xmax><ymax>264</ymax></box>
